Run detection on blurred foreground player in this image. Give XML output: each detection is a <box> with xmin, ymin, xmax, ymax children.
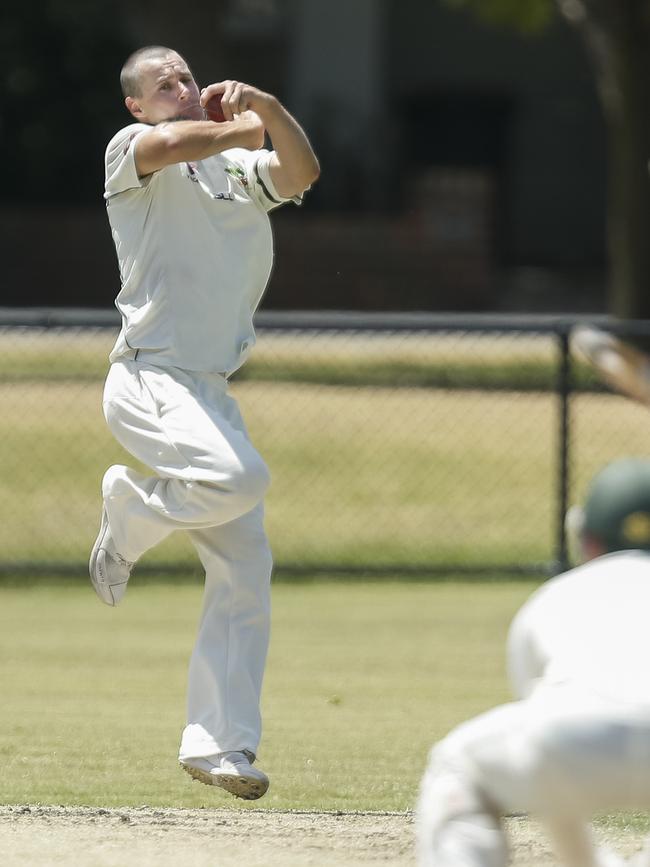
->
<box><xmin>90</xmin><ymin>46</ymin><xmax>319</xmax><ymax>799</ymax></box>
<box><xmin>417</xmin><ymin>458</ymin><xmax>650</xmax><ymax>867</ymax></box>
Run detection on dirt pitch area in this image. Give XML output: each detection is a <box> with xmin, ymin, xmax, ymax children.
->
<box><xmin>1</xmin><ymin>806</ymin><xmax>648</xmax><ymax>866</ymax></box>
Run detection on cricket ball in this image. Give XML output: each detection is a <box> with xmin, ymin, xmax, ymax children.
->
<box><xmin>205</xmin><ymin>94</ymin><xmax>226</xmax><ymax>123</ymax></box>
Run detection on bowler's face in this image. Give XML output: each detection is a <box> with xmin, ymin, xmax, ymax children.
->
<box><xmin>128</xmin><ymin>53</ymin><xmax>203</xmax><ymax>124</ymax></box>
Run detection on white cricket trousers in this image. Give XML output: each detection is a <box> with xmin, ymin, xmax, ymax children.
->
<box><xmin>416</xmin><ymin>683</ymin><xmax>650</xmax><ymax>867</ymax></box>
<box><xmin>101</xmin><ymin>359</ymin><xmax>273</xmax><ymax>760</ymax></box>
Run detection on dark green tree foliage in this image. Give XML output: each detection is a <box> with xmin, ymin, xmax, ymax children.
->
<box><xmin>0</xmin><ymin>0</ymin><xmax>131</xmax><ymax>203</ymax></box>
<box><xmin>443</xmin><ymin>0</ymin><xmax>554</xmax><ymax>32</ymax></box>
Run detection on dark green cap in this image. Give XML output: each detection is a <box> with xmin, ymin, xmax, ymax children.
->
<box><xmin>583</xmin><ymin>458</ymin><xmax>650</xmax><ymax>552</ymax></box>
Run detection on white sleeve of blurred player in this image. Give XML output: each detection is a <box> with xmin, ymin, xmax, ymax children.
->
<box><xmin>506</xmin><ymin>590</ymin><xmax>550</xmax><ymax>699</ymax></box>
<box><xmin>506</xmin><ymin>552</ymin><xmax>650</xmax><ymax>706</ymax></box>
<box><xmin>504</xmin><ymin>568</ymin><xmax>579</xmax><ymax>700</ymax></box>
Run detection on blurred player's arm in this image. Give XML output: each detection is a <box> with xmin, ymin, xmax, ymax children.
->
<box><xmin>506</xmin><ymin>602</ymin><xmax>548</xmax><ymax>699</ymax></box>
<box><xmin>200</xmin><ymin>80</ymin><xmax>320</xmax><ymax>198</ymax></box>
<box><xmin>133</xmin><ymin>113</ymin><xmax>265</xmax><ymax>177</ymax></box>
<box><xmin>572</xmin><ymin>325</ymin><xmax>650</xmax><ymax>407</ymax></box>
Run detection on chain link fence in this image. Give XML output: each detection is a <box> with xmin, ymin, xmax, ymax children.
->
<box><xmin>1</xmin><ymin>309</ymin><xmax>649</xmax><ymax>577</ymax></box>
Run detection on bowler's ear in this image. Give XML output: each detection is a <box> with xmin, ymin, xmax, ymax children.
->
<box><xmin>125</xmin><ymin>96</ymin><xmax>144</xmax><ymax>120</ymax></box>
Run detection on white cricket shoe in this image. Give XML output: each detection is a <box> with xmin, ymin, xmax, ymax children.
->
<box><xmin>572</xmin><ymin>324</ymin><xmax>650</xmax><ymax>406</ymax></box>
<box><xmin>88</xmin><ymin>506</ymin><xmax>134</xmax><ymax>606</ymax></box>
<box><xmin>180</xmin><ymin>750</ymin><xmax>269</xmax><ymax>800</ymax></box>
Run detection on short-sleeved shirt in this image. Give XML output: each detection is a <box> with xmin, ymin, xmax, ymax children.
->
<box><xmin>104</xmin><ymin>122</ymin><xmax>301</xmax><ymax>375</ymax></box>
<box><xmin>506</xmin><ymin>550</ymin><xmax>650</xmax><ymax>707</ymax></box>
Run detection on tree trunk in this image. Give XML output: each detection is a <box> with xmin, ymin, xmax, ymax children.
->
<box><xmin>560</xmin><ymin>0</ymin><xmax>650</xmax><ymax>328</ymax></box>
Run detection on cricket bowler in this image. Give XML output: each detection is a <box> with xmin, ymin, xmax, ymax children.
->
<box><xmin>89</xmin><ymin>45</ymin><xmax>319</xmax><ymax>799</ymax></box>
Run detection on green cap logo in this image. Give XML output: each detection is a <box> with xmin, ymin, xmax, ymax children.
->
<box><xmin>621</xmin><ymin>511</ymin><xmax>650</xmax><ymax>545</ymax></box>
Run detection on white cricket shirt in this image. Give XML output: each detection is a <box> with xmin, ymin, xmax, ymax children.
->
<box><xmin>104</xmin><ymin>122</ymin><xmax>300</xmax><ymax>375</ymax></box>
<box><xmin>507</xmin><ymin>550</ymin><xmax>650</xmax><ymax>706</ymax></box>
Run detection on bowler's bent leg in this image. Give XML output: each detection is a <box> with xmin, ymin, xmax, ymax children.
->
<box><xmin>100</xmin><ymin>361</ymin><xmax>269</xmax><ymax>563</ymax></box>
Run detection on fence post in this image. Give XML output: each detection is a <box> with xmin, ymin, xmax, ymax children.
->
<box><xmin>556</xmin><ymin>326</ymin><xmax>571</xmax><ymax>573</ymax></box>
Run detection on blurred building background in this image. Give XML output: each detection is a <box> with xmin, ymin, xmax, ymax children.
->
<box><xmin>0</xmin><ymin>0</ymin><xmax>607</xmax><ymax>313</ymax></box>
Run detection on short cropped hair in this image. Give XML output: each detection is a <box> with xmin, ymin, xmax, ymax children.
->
<box><xmin>120</xmin><ymin>46</ymin><xmax>178</xmax><ymax>98</ymax></box>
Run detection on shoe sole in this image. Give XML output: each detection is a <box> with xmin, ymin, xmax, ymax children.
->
<box><xmin>89</xmin><ymin>507</ymin><xmax>121</xmax><ymax>606</ymax></box>
<box><xmin>180</xmin><ymin>762</ymin><xmax>269</xmax><ymax>800</ymax></box>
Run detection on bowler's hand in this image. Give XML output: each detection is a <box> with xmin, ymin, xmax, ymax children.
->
<box><xmin>200</xmin><ymin>81</ymin><xmax>275</xmax><ymax>123</ymax></box>
<box><xmin>200</xmin><ymin>79</ymin><xmax>320</xmax><ymax>198</ymax></box>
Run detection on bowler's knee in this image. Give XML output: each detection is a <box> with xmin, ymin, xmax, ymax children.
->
<box><xmin>230</xmin><ymin>453</ymin><xmax>270</xmax><ymax>509</ymax></box>
<box><xmin>186</xmin><ymin>458</ymin><xmax>269</xmax><ymax>522</ymax></box>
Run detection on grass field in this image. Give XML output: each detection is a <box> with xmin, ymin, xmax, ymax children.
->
<box><xmin>3</xmin><ymin>576</ymin><xmax>650</xmax><ymax>867</ymax></box>
<box><xmin>0</xmin><ymin>578</ymin><xmax>532</xmax><ymax>810</ymax></box>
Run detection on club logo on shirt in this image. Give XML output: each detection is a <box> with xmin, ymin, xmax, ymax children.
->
<box><xmin>185</xmin><ymin>162</ymin><xmax>235</xmax><ymax>200</ymax></box>
<box><xmin>225</xmin><ymin>166</ymin><xmax>249</xmax><ymax>188</ymax></box>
